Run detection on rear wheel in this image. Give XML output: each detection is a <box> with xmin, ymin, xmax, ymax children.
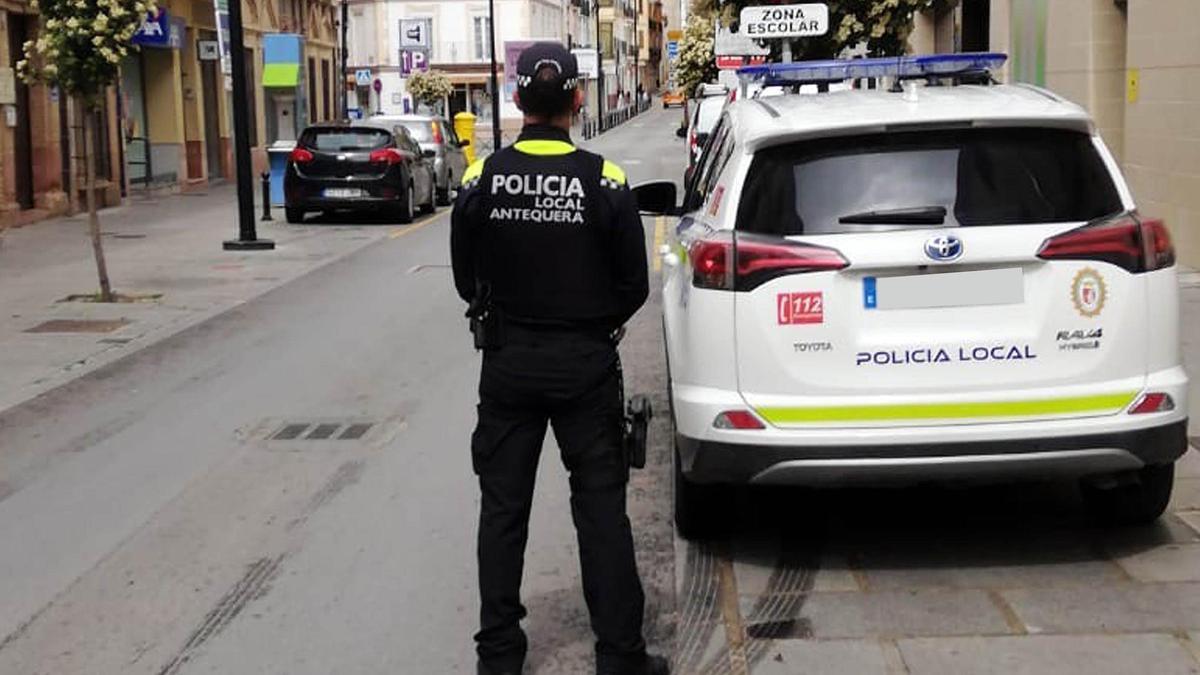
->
<box><xmin>436</xmin><ymin>183</ymin><xmax>452</xmax><ymax>206</ymax></box>
<box><xmin>1081</xmin><ymin>463</ymin><xmax>1174</xmax><ymax>526</ymax></box>
<box><xmin>395</xmin><ymin>185</ymin><xmax>415</xmax><ymax>224</ymax></box>
<box><xmin>285</xmin><ymin>207</ymin><xmax>304</xmax><ymax>224</ymax></box>
<box><xmin>673</xmin><ymin>444</ymin><xmax>728</xmax><ymax>540</ymax></box>
<box><xmin>420</xmin><ymin>178</ymin><xmax>436</xmax><ymax>214</ymax></box>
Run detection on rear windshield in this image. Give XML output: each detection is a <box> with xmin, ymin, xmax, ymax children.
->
<box><xmin>736</xmin><ymin>128</ymin><xmax>1123</xmax><ymax>235</ymax></box>
<box><xmin>402</xmin><ymin>121</ymin><xmax>434</xmax><ymax>142</ymax></box>
<box><xmin>301</xmin><ymin>128</ymin><xmax>391</xmax><ymax>151</ymax></box>
<box><xmin>696</xmin><ymin>99</ymin><xmax>723</xmax><ymax>133</ymax></box>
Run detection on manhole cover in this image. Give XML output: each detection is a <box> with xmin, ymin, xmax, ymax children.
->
<box><xmin>25</xmin><ymin>319</ymin><xmax>130</xmax><ymax>333</ymax></box>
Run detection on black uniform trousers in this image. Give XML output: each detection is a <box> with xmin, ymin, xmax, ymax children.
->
<box><xmin>472</xmin><ymin>324</ymin><xmax>646</xmax><ymax>671</ymax></box>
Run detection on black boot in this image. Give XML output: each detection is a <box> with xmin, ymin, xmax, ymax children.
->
<box><xmin>597</xmin><ymin>653</ymin><xmax>670</xmax><ymax>675</ymax></box>
<box><xmin>477</xmin><ymin>660</ymin><xmax>522</xmax><ymax>675</ymax></box>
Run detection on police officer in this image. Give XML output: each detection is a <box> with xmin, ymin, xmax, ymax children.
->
<box><xmin>451</xmin><ymin>42</ymin><xmax>668</xmax><ymax>675</ymax></box>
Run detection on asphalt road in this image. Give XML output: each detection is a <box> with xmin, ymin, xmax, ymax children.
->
<box><xmin>4</xmin><ymin>102</ymin><xmax>1200</xmax><ymax>675</ymax></box>
<box><xmin>0</xmin><ymin>107</ymin><xmax>685</xmax><ymax>675</ymax></box>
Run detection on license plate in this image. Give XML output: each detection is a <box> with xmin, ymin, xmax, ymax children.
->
<box><xmin>323</xmin><ymin>187</ymin><xmax>363</xmax><ymax>199</ymax></box>
<box><xmin>864</xmin><ymin>267</ymin><xmax>1024</xmax><ymax>310</ymax></box>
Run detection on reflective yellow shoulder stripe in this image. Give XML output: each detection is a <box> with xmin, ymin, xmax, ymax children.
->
<box><xmin>756</xmin><ymin>391</ymin><xmax>1138</xmax><ymax>425</ymax></box>
<box><xmin>461</xmin><ymin>158</ymin><xmax>486</xmax><ymax>186</ymax></box>
<box><xmin>512</xmin><ymin>139</ymin><xmax>576</xmax><ymax>155</ymax></box>
<box><xmin>601</xmin><ymin>159</ymin><xmax>627</xmax><ymax>185</ymax></box>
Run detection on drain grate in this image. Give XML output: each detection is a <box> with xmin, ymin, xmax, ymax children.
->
<box><xmin>269</xmin><ymin>421</ymin><xmax>375</xmax><ymax>442</ymax></box>
<box><xmin>25</xmin><ymin>319</ymin><xmax>130</xmax><ymax>333</ymax></box>
<box><xmin>306</xmin><ymin>423</ymin><xmax>341</xmax><ymax>440</ymax></box>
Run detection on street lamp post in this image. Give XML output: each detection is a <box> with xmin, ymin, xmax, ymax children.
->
<box><xmin>223</xmin><ymin>0</ymin><xmax>275</xmax><ymax>251</ymax></box>
<box><xmin>487</xmin><ymin>0</ymin><xmax>501</xmax><ymax>150</ymax></box>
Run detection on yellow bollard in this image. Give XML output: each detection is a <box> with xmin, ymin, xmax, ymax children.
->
<box><xmin>454</xmin><ymin>112</ymin><xmax>477</xmax><ymax>164</ymax></box>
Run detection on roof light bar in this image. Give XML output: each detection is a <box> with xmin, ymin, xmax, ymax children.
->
<box><xmin>737</xmin><ymin>52</ymin><xmax>1008</xmax><ymax>86</ymax></box>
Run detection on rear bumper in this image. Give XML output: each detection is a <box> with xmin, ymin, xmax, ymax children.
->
<box><xmin>678</xmin><ymin>420</ymin><xmax>1189</xmax><ymax>486</ymax></box>
<box><xmin>284</xmin><ymin>174</ymin><xmax>404</xmax><ymax>211</ymax></box>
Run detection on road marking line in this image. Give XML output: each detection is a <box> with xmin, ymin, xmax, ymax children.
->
<box><xmin>652</xmin><ymin>215</ymin><xmax>664</xmax><ymax>272</ymax></box>
<box><xmin>389</xmin><ymin>212</ymin><xmax>443</xmax><ymax>239</ymax></box>
<box><xmin>716</xmin><ymin>552</ymin><xmax>750</xmax><ymax>675</ymax></box>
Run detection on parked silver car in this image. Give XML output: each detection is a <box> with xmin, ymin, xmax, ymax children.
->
<box><xmin>354</xmin><ymin>114</ymin><xmax>469</xmax><ymax>206</ymax></box>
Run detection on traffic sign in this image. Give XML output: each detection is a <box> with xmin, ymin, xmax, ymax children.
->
<box><xmin>373</xmin><ymin>78</ymin><xmax>382</xmax><ymax>93</ymax></box>
<box><xmin>666</xmin><ymin>41</ymin><xmax>679</xmax><ymax>60</ymax></box>
<box><xmin>739</xmin><ymin>3</ymin><xmax>829</xmax><ymax>40</ymax></box>
<box><xmin>400</xmin><ymin>18</ymin><xmax>431</xmax><ymax>49</ymax></box>
<box><xmin>355</xmin><ymin>69</ymin><xmax>373</xmax><ymax>86</ymax></box>
<box><xmin>400</xmin><ymin>49</ymin><xmax>429</xmax><ymax>76</ymax></box>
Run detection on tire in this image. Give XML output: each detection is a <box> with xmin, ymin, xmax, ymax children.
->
<box><xmin>420</xmin><ymin>179</ymin><xmax>436</xmax><ymax>214</ymax></box>
<box><xmin>285</xmin><ymin>207</ymin><xmax>304</xmax><ymax>224</ymax></box>
<box><xmin>396</xmin><ymin>184</ymin><xmax>415</xmax><ymax>224</ymax></box>
<box><xmin>436</xmin><ymin>172</ymin><xmax>453</xmax><ymax>205</ymax></box>
<box><xmin>1081</xmin><ymin>462</ymin><xmax>1175</xmax><ymax>526</ymax></box>
<box><xmin>673</xmin><ymin>443</ymin><xmax>728</xmax><ymax>540</ymax></box>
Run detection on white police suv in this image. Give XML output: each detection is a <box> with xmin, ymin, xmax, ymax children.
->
<box><xmin>634</xmin><ymin>54</ymin><xmax>1188</xmax><ymax>538</ymax></box>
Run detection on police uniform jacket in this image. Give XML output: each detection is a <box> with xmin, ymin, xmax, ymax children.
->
<box><xmin>450</xmin><ymin>125</ymin><xmax>649</xmax><ymax>331</ymax></box>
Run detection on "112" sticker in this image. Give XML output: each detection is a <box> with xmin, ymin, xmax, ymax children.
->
<box><xmin>777</xmin><ymin>292</ymin><xmax>824</xmax><ymax>325</ymax></box>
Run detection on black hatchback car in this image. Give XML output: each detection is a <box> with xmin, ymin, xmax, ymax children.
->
<box><xmin>284</xmin><ymin>124</ymin><xmax>436</xmax><ymax>224</ymax></box>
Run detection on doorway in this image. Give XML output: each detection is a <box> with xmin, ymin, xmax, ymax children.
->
<box><xmin>8</xmin><ymin>12</ymin><xmax>34</xmax><ymax>209</ymax></box>
<box><xmin>199</xmin><ymin>33</ymin><xmax>223</xmax><ymax>181</ymax></box>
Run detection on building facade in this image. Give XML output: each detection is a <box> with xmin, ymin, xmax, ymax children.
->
<box><xmin>119</xmin><ymin>0</ymin><xmax>340</xmax><ymax>190</ymax></box>
<box><xmin>0</xmin><ymin>1</ymin><xmax>124</xmax><ymax>227</ymax></box>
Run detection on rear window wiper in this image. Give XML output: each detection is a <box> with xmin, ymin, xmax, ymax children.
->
<box><xmin>837</xmin><ymin>206</ymin><xmax>947</xmax><ymax>225</ymax></box>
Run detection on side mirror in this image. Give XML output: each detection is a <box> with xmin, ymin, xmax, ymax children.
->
<box><xmin>632</xmin><ymin>180</ymin><xmax>679</xmax><ymax>215</ymax></box>
<box><xmin>459</xmin><ymin>139</ymin><xmax>471</xmax><ymax>148</ymax></box>
<box><xmin>422</xmin><ymin>148</ymin><xmax>436</xmax><ymax>159</ymax></box>
<box><xmin>675</xmin><ymin>126</ymin><xmax>687</xmax><ymax>139</ymax></box>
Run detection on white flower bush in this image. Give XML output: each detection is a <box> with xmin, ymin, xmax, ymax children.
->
<box><xmin>18</xmin><ymin>0</ymin><xmax>157</xmax><ymax>106</ymax></box>
<box><xmin>407</xmin><ymin>70</ymin><xmax>454</xmax><ymax>111</ymax></box>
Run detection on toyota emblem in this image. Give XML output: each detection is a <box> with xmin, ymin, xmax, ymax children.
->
<box><xmin>924</xmin><ymin>234</ymin><xmax>963</xmax><ymax>262</ymax></box>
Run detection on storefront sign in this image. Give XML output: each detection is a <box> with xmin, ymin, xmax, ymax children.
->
<box><xmin>572</xmin><ymin>48</ymin><xmax>598</xmax><ymax>79</ymax></box>
<box><xmin>714</xmin><ymin>24</ymin><xmax>771</xmax><ymax>56</ymax></box>
<box><xmin>739</xmin><ymin>3</ymin><xmax>829</xmax><ymax>40</ymax></box>
<box><xmin>197</xmin><ymin>40</ymin><xmax>220</xmax><ymax>60</ymax></box>
<box><xmin>133</xmin><ymin>9</ymin><xmax>184</xmax><ymax>49</ymax></box>
<box><xmin>211</xmin><ymin>0</ymin><xmax>232</xmax><ymax>77</ymax></box>
<box><xmin>503</xmin><ymin>40</ymin><xmax>537</xmax><ymax>102</ymax></box>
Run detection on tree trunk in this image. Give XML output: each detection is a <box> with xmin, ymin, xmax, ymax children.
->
<box><xmin>81</xmin><ymin>98</ymin><xmax>113</xmax><ymax>302</ymax></box>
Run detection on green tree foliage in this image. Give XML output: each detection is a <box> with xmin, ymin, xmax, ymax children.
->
<box><xmin>407</xmin><ymin>70</ymin><xmax>454</xmax><ymax>110</ymax></box>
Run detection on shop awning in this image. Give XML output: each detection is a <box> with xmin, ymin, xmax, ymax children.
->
<box><xmin>262</xmin><ymin>63</ymin><xmax>300</xmax><ymax>87</ymax></box>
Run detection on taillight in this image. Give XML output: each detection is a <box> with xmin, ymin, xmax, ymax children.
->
<box><xmin>369</xmin><ymin>148</ymin><xmax>405</xmax><ymax>165</ymax></box>
<box><xmin>690</xmin><ymin>232</ymin><xmax>848</xmax><ymax>291</ymax></box>
<box><xmin>1128</xmin><ymin>392</ymin><xmax>1175</xmax><ymax>414</ymax></box>
<box><xmin>431</xmin><ymin>121</ymin><xmax>444</xmax><ymax>145</ymax></box>
<box><xmin>713</xmin><ymin>410</ymin><xmax>765</xmax><ymax>430</ymax></box>
<box><xmin>1036</xmin><ymin>212</ymin><xmax>1175</xmax><ymax>273</ymax></box>
<box><xmin>289</xmin><ymin>147</ymin><xmax>314</xmax><ymax>163</ymax></box>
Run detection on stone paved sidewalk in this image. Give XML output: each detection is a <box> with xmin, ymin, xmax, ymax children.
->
<box><xmin>0</xmin><ymin>185</ymin><xmax>440</xmax><ymax>414</ymax></box>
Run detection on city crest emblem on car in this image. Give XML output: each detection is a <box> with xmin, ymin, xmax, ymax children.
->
<box><xmin>924</xmin><ymin>234</ymin><xmax>963</xmax><ymax>262</ymax></box>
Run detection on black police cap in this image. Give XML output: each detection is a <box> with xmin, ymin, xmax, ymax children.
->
<box><xmin>516</xmin><ymin>42</ymin><xmax>579</xmax><ymax>95</ymax></box>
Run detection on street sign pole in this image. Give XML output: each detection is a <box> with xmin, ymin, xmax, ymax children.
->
<box><xmin>595</xmin><ymin>0</ymin><xmax>603</xmax><ymax>126</ymax></box>
<box><xmin>341</xmin><ymin>0</ymin><xmax>349</xmax><ymax>118</ymax></box>
<box><xmin>223</xmin><ymin>0</ymin><xmax>274</xmax><ymax>251</ymax></box>
<box><xmin>487</xmin><ymin>0</ymin><xmax>501</xmax><ymax>150</ymax></box>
